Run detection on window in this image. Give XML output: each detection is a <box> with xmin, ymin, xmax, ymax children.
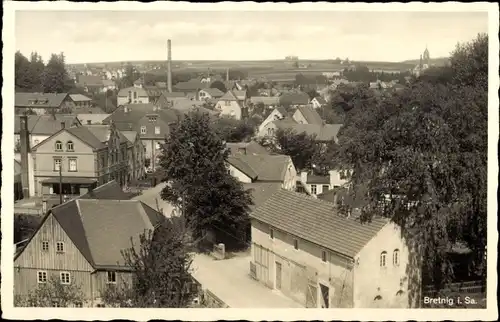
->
<box><xmin>267</xmin><ymin>128</ymin><xmax>275</xmax><ymax>136</ymax></box>
<box><xmin>55</xmin><ymin>141</ymin><xmax>63</xmax><ymax>151</ymax></box>
<box><xmin>128</xmin><ymin>90</ymin><xmax>131</xmax><ymax>98</ymax></box>
<box><xmin>140</xmin><ymin>126</ymin><xmax>147</xmax><ymax>134</ymax></box>
<box><xmin>321</xmin><ymin>250</ymin><xmax>327</xmax><ymax>262</ymax></box>
<box><xmin>68</xmin><ymin>158</ymin><xmax>77</xmax><ymax>172</ymax></box>
<box><xmin>133</xmin><ymin>91</ymin><xmax>137</xmax><ymax>99</ymax></box>
<box><xmin>42</xmin><ymin>241</ymin><xmax>49</xmax><ymax>251</ymax></box>
<box><xmin>149</xmin><ymin>116</ymin><xmax>157</xmax><ymax>122</ymax></box>
<box><xmin>322</xmin><ymin>185</ymin><xmax>329</xmax><ymax>192</ymax></box>
<box><xmin>37</xmin><ymin>271</ymin><xmax>47</xmax><ymax>283</ymax></box>
<box><xmin>380</xmin><ymin>251</ymin><xmax>387</xmax><ymax>267</ymax></box>
<box><xmin>393</xmin><ymin>249</ymin><xmax>400</xmax><ymax>266</ymax></box>
<box><xmin>270</xmin><ymin>229</ymin><xmax>274</xmax><ymax>240</ymax></box>
<box><xmin>107</xmin><ymin>271</ymin><xmax>117</xmax><ymax>284</ymax></box>
<box><xmin>74</xmin><ymin>302</ymin><xmax>83</xmax><ymax>308</ymax></box>
<box><xmin>53</xmin><ymin>158</ymin><xmax>62</xmax><ymax>172</ymax></box>
<box><xmin>52</xmin><ymin>301</ymin><xmax>61</xmax><ymax>307</ymax></box>
<box><xmin>67</xmin><ymin>141</ymin><xmax>74</xmax><ymax>152</ymax></box>
<box><xmin>155</xmin><ymin>126</ymin><xmax>160</xmax><ymax>134</ymax></box>
<box><xmin>56</xmin><ymin>241</ymin><xmax>65</xmax><ymax>253</ymax></box>
<box><xmin>293</xmin><ymin>239</ymin><xmax>299</xmax><ymax>250</ymax></box>
<box><xmin>60</xmin><ymin>272</ymin><xmax>71</xmax><ymax>284</ymax></box>
<box><xmin>310</xmin><ymin>184</ymin><xmax>317</xmax><ymax>195</ymax></box>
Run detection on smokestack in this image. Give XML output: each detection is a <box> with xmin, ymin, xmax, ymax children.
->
<box><xmin>20</xmin><ymin>115</ymin><xmax>30</xmax><ymax>198</ymax></box>
<box><xmin>61</xmin><ymin>121</ymin><xmax>66</xmax><ymax>129</ymax></box>
<box><xmin>226</xmin><ymin>68</ymin><xmax>229</xmax><ymax>82</ymax></box>
<box><xmin>167</xmin><ymin>39</ymin><xmax>172</xmax><ymax>93</ymax></box>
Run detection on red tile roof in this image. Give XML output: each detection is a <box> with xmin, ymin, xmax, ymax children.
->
<box><xmin>250</xmin><ymin>189</ymin><xmax>389</xmax><ymax>258</ymax></box>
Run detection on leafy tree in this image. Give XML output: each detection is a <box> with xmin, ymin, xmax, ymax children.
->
<box><xmin>311</xmin><ymin>140</ymin><xmax>341</xmax><ymax>175</ymax></box>
<box><xmin>14</xmin><ymin>275</ymin><xmax>85</xmax><ymax>307</ymax></box>
<box><xmin>270</xmin><ymin>128</ymin><xmax>319</xmax><ymax>171</ymax></box>
<box><xmin>101</xmin><ymin>217</ymin><xmax>196</xmax><ymax>308</ymax></box>
<box><xmin>209</xmin><ymin>80</ymin><xmax>227</xmax><ymax>93</ymax></box>
<box><xmin>213</xmin><ymin>117</ymin><xmax>256</xmax><ymax>142</ymax></box>
<box><xmin>118</xmin><ymin>64</ymin><xmax>141</xmax><ymax>89</ymax></box>
<box><xmin>15</xmin><ymin>51</ymin><xmax>34</xmax><ymax>91</ymax></box>
<box><xmin>306</xmin><ymin>89</ymin><xmax>320</xmax><ymax>100</ymax></box>
<box><xmin>14</xmin><ymin>214</ymin><xmax>41</xmax><ymax>243</ymax></box>
<box><xmin>29</xmin><ymin>52</ymin><xmax>45</xmax><ymax>92</ymax></box>
<box><xmin>335</xmin><ymin>34</ymin><xmax>488</xmax><ymax>292</ymax></box>
<box><xmin>159</xmin><ymin>111</ymin><xmax>252</xmax><ymax>249</ymax></box>
<box><xmin>42</xmin><ymin>53</ymin><xmax>69</xmax><ymax>93</ymax></box>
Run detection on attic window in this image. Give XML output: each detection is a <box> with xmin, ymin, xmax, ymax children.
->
<box><xmin>380</xmin><ymin>251</ymin><xmax>387</xmax><ymax>267</ymax></box>
<box><xmin>293</xmin><ymin>239</ymin><xmax>299</xmax><ymax>250</ymax></box>
<box><xmin>55</xmin><ymin>141</ymin><xmax>63</xmax><ymax>151</ymax></box>
<box><xmin>56</xmin><ymin>241</ymin><xmax>65</xmax><ymax>253</ymax></box>
<box><xmin>41</xmin><ymin>241</ymin><xmax>49</xmax><ymax>251</ymax></box>
<box><xmin>66</xmin><ymin>141</ymin><xmax>74</xmax><ymax>152</ymax></box>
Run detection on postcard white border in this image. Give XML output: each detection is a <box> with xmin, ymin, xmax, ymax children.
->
<box><xmin>2</xmin><ymin>2</ymin><xmax>498</xmax><ymax>321</ymax></box>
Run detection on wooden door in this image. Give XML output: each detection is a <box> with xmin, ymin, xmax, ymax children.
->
<box><xmin>275</xmin><ymin>261</ymin><xmax>282</xmax><ymax>290</ymax></box>
<box><xmin>319</xmin><ymin>283</ymin><xmax>329</xmax><ymax>308</ymax></box>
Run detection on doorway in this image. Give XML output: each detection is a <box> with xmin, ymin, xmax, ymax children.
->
<box><xmin>275</xmin><ymin>261</ymin><xmax>282</xmax><ymax>290</ymax></box>
<box><xmin>319</xmin><ymin>283</ymin><xmax>330</xmax><ymax>308</ymax></box>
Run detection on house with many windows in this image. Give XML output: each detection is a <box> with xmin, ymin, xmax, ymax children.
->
<box><xmin>13</xmin><ymin>181</ymin><xmax>165</xmax><ymax>307</ymax></box>
<box><xmin>30</xmin><ymin>122</ymin><xmax>130</xmax><ymax>198</ymax></box>
<box><xmin>215</xmin><ymin>90</ymin><xmax>248</xmax><ymax>120</ymax></box>
<box><xmin>103</xmin><ymin>104</ymin><xmax>182</xmax><ymax>171</ymax></box>
<box><xmin>15</xmin><ymin>92</ymin><xmax>76</xmax><ymax>115</ymax></box>
<box><xmin>250</xmin><ymin>189</ymin><xmax>417</xmax><ymax>308</ymax></box>
<box><xmin>296</xmin><ymin>170</ymin><xmax>348</xmax><ymax>196</ymax></box>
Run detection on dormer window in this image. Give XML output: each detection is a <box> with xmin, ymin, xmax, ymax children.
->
<box><xmin>149</xmin><ymin>116</ymin><xmax>157</xmax><ymax>122</ymax></box>
<box><xmin>380</xmin><ymin>251</ymin><xmax>387</xmax><ymax>267</ymax></box>
<box><xmin>66</xmin><ymin>141</ymin><xmax>74</xmax><ymax>152</ymax></box>
<box><xmin>55</xmin><ymin>141</ymin><xmax>63</xmax><ymax>151</ymax></box>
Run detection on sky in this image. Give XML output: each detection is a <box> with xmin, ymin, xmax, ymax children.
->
<box><xmin>15</xmin><ymin>10</ymin><xmax>489</xmax><ymax>64</ymax></box>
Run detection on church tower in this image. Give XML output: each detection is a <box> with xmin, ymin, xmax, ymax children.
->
<box><xmin>423</xmin><ymin>46</ymin><xmax>430</xmax><ymax>65</ymax></box>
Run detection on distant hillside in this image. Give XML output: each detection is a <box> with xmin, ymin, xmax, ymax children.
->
<box><xmin>400</xmin><ymin>57</ymin><xmax>450</xmax><ymax>66</ymax></box>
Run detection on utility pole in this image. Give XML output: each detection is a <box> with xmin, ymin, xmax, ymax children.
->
<box><xmin>59</xmin><ymin>162</ymin><xmax>63</xmax><ymax>205</ymax></box>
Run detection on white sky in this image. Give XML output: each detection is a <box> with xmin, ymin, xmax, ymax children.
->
<box><xmin>15</xmin><ymin>10</ymin><xmax>488</xmax><ymax>64</ymax></box>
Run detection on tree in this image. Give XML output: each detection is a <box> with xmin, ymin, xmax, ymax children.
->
<box><xmin>101</xmin><ymin>217</ymin><xmax>196</xmax><ymax>308</ymax></box>
<box><xmin>29</xmin><ymin>52</ymin><xmax>45</xmax><ymax>92</ymax></box>
<box><xmin>209</xmin><ymin>80</ymin><xmax>227</xmax><ymax>93</ymax></box>
<box><xmin>159</xmin><ymin>111</ymin><xmax>252</xmax><ymax>249</ymax></box>
<box><xmin>213</xmin><ymin>117</ymin><xmax>256</xmax><ymax>142</ymax></box>
<box><xmin>270</xmin><ymin>128</ymin><xmax>319</xmax><ymax>171</ymax></box>
<box><xmin>306</xmin><ymin>88</ymin><xmax>319</xmax><ymax>100</ymax></box>
<box><xmin>15</xmin><ymin>51</ymin><xmax>34</xmax><ymax>91</ymax></box>
<box><xmin>311</xmin><ymin>140</ymin><xmax>340</xmax><ymax>175</ymax></box>
<box><xmin>42</xmin><ymin>53</ymin><xmax>69</xmax><ymax>93</ymax></box>
<box><xmin>335</xmin><ymin>35</ymin><xmax>487</xmax><ymax>292</ymax></box>
<box><xmin>118</xmin><ymin>64</ymin><xmax>141</xmax><ymax>89</ymax></box>
<box><xmin>14</xmin><ymin>275</ymin><xmax>85</xmax><ymax>307</ymax></box>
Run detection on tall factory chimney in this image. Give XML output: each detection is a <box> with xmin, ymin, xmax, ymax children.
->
<box><xmin>167</xmin><ymin>39</ymin><xmax>172</xmax><ymax>93</ymax></box>
<box><xmin>19</xmin><ymin>115</ymin><xmax>31</xmax><ymax>198</ymax></box>
<box><xmin>226</xmin><ymin>68</ymin><xmax>229</xmax><ymax>82</ymax></box>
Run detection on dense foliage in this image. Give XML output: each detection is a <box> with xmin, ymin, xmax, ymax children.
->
<box><xmin>212</xmin><ymin>116</ymin><xmax>257</xmax><ymax>143</ymax></box>
<box><xmin>159</xmin><ymin>112</ymin><xmax>252</xmax><ymax>249</ymax></box>
<box><xmin>101</xmin><ymin>218</ymin><xmax>196</xmax><ymax>308</ymax></box>
<box><xmin>335</xmin><ymin>33</ymin><xmax>488</xmax><ymax>289</ymax></box>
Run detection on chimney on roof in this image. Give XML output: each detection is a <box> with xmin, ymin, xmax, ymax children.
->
<box><xmin>124</xmin><ymin>106</ymin><xmax>129</xmax><ymax>113</ymax></box>
<box><xmin>61</xmin><ymin>121</ymin><xmax>66</xmax><ymax>129</ymax></box>
<box><xmin>167</xmin><ymin>39</ymin><xmax>172</xmax><ymax>93</ymax></box>
<box><xmin>19</xmin><ymin>115</ymin><xmax>31</xmax><ymax>198</ymax></box>
<box><xmin>300</xmin><ymin>171</ymin><xmax>308</xmax><ymax>184</ymax></box>
<box><xmin>87</xmin><ymin>120</ymin><xmax>92</xmax><ymax>125</ymax></box>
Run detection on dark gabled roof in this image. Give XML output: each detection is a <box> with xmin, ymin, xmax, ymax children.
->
<box><xmin>250</xmin><ymin>96</ymin><xmax>280</xmax><ymax>106</ymax></box>
<box><xmin>200</xmin><ymin>88</ymin><xmax>224</xmax><ymax>97</ymax></box>
<box><xmin>274</xmin><ymin>121</ymin><xmax>343</xmax><ymax>142</ymax></box>
<box><xmin>295</xmin><ymin>105</ymin><xmax>324</xmax><ymax>125</ymax></box>
<box><xmin>226</xmin><ymin>141</ymin><xmax>271</xmax><ymax>156</ymax></box>
<box><xmin>174</xmin><ymin>79</ymin><xmax>206</xmax><ymax>91</ymax></box>
<box><xmin>227</xmin><ymin>154</ymin><xmax>292</xmax><ymax>182</ymax></box>
<box><xmin>278</xmin><ymin>92</ymin><xmax>310</xmax><ymax>105</ymax></box>
<box><xmin>15</xmin><ymin>92</ymin><xmax>69</xmax><ymax>108</ymax></box>
<box><xmin>250</xmin><ymin>189</ymin><xmax>389</xmax><ymax>258</ymax></box>
<box><xmin>80</xmin><ymin>180</ymin><xmax>130</xmax><ymax>200</ymax></box>
<box><xmin>244</xmin><ymin>182</ymin><xmax>282</xmax><ymax>211</ymax></box>
<box><xmin>306</xmin><ymin>175</ymin><xmax>330</xmax><ymax>184</ymax></box>
<box><xmin>14</xmin><ymin>115</ymin><xmax>81</xmax><ymax>135</ymax></box>
<box><xmin>48</xmin><ymin>199</ymin><xmax>162</xmax><ymax>268</ymax></box>
<box><xmin>66</xmin><ymin>126</ymin><xmax>106</xmax><ymax>150</ymax></box>
<box><xmin>218</xmin><ymin>90</ymin><xmax>239</xmax><ymax>101</ymax></box>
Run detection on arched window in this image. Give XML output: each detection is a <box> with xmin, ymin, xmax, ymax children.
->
<box><xmin>393</xmin><ymin>249</ymin><xmax>400</xmax><ymax>266</ymax></box>
<box><xmin>374</xmin><ymin>295</ymin><xmax>382</xmax><ymax>301</ymax></box>
<box><xmin>55</xmin><ymin>141</ymin><xmax>63</xmax><ymax>151</ymax></box>
<box><xmin>67</xmin><ymin>141</ymin><xmax>74</xmax><ymax>152</ymax></box>
<box><xmin>380</xmin><ymin>251</ymin><xmax>387</xmax><ymax>267</ymax></box>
